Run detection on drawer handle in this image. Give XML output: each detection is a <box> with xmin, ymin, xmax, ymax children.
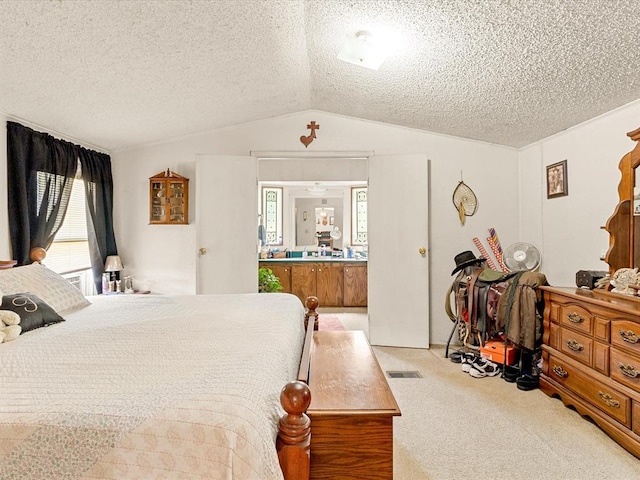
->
<box><xmin>618</xmin><ymin>363</ymin><xmax>639</xmax><ymax>379</ymax></box>
<box><xmin>552</xmin><ymin>365</ymin><xmax>568</xmax><ymax>378</ymax></box>
<box><xmin>566</xmin><ymin>339</ymin><xmax>584</xmax><ymax>352</ymax></box>
<box><xmin>567</xmin><ymin>312</ymin><xmax>584</xmax><ymax>324</ymax></box>
<box><xmin>619</xmin><ymin>329</ymin><xmax>640</xmax><ymax>344</ymax></box>
<box><xmin>598</xmin><ymin>391</ymin><xmax>621</xmax><ymax>409</ymax></box>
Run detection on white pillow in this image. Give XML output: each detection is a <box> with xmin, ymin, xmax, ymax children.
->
<box><xmin>0</xmin><ymin>263</ymin><xmax>90</xmax><ymax>314</ymax></box>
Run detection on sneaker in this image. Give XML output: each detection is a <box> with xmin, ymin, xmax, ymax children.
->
<box><xmin>468</xmin><ymin>358</ymin><xmax>501</xmax><ymax>378</ymax></box>
<box><xmin>461</xmin><ymin>353</ymin><xmax>477</xmax><ymax>373</ymax></box>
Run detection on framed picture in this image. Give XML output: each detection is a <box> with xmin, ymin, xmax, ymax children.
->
<box><xmin>546</xmin><ymin>160</ymin><xmax>568</xmax><ymax>199</ymax></box>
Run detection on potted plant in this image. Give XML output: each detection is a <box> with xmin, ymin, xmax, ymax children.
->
<box><xmin>258</xmin><ymin>267</ymin><xmax>283</xmax><ymax>293</ymax></box>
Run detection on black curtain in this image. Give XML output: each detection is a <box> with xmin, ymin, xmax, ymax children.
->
<box><xmin>7</xmin><ymin>121</ymin><xmax>118</xmax><ymax>293</ymax></box>
<box><xmin>78</xmin><ymin>149</ymin><xmax>118</xmax><ymax>293</ymax></box>
<box><xmin>7</xmin><ymin>122</ymin><xmax>78</xmax><ymax>265</ymax></box>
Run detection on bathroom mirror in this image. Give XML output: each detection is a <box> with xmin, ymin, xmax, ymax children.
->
<box><xmin>295</xmin><ymin>197</ymin><xmax>344</xmax><ymax>249</ymax></box>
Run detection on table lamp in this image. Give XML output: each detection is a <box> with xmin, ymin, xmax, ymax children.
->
<box><xmin>104</xmin><ymin>255</ymin><xmax>124</xmax><ymax>292</ymax></box>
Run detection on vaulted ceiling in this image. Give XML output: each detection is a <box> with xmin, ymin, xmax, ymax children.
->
<box><xmin>1</xmin><ymin>0</ymin><xmax>639</xmax><ymax>151</ymax></box>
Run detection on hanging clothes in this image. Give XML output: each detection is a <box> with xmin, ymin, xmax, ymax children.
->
<box><xmin>258</xmin><ymin>216</ymin><xmax>267</xmax><ymax>246</ymax></box>
<box><xmin>496</xmin><ymin>271</ymin><xmax>547</xmax><ymax>350</ymax></box>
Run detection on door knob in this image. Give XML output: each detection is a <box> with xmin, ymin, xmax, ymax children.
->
<box><xmin>418</xmin><ymin>247</ymin><xmax>426</xmax><ymax>255</ymax></box>
<box><xmin>198</xmin><ymin>248</ymin><xmax>207</xmax><ymax>255</ymax></box>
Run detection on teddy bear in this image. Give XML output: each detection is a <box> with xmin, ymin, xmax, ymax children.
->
<box><xmin>0</xmin><ymin>310</ymin><xmax>21</xmax><ymax>343</ymax></box>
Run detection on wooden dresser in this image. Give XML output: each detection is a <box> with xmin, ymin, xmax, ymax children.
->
<box><xmin>540</xmin><ymin>286</ymin><xmax>640</xmax><ymax>457</ymax></box>
<box><xmin>306</xmin><ymin>331</ymin><xmax>401</xmax><ymax>479</ymax></box>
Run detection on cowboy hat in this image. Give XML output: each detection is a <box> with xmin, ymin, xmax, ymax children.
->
<box><xmin>451</xmin><ymin>250</ymin><xmax>486</xmax><ymax>275</ymax></box>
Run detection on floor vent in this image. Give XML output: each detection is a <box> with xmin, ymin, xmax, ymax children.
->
<box><xmin>386</xmin><ymin>370</ymin><xmax>422</xmax><ymax>379</ymax></box>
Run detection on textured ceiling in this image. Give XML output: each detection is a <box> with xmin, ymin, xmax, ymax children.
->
<box><xmin>1</xmin><ymin>0</ymin><xmax>639</xmax><ymax>151</ymax></box>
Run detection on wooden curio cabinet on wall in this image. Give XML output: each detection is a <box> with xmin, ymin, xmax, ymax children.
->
<box><xmin>149</xmin><ymin>169</ymin><xmax>189</xmax><ymax>224</ymax></box>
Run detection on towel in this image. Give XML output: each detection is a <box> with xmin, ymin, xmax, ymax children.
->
<box><xmin>258</xmin><ymin>224</ymin><xmax>267</xmax><ymax>246</ymax></box>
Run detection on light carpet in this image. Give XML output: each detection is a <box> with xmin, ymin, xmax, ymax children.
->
<box><xmin>372</xmin><ymin>345</ymin><xmax>640</xmax><ymax>480</ymax></box>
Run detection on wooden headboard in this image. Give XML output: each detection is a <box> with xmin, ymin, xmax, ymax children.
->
<box><xmin>0</xmin><ymin>260</ymin><xmax>17</xmax><ymax>270</ymax></box>
<box><xmin>0</xmin><ymin>247</ymin><xmax>47</xmax><ymax>269</ymax></box>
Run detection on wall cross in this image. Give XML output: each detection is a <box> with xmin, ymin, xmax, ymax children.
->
<box><xmin>300</xmin><ymin>121</ymin><xmax>320</xmax><ymax>148</ymax></box>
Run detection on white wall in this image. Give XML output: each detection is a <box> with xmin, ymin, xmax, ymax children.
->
<box><xmin>111</xmin><ymin>110</ymin><xmax>520</xmax><ymax>344</ymax></box>
<box><xmin>8</xmin><ymin>104</ymin><xmax>640</xmax><ymax>344</ymax></box>
<box><xmin>519</xmin><ymin>99</ymin><xmax>640</xmax><ymax>287</ymax></box>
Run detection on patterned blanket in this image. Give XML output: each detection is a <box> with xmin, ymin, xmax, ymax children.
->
<box><xmin>0</xmin><ymin>293</ymin><xmax>305</xmax><ymax>479</ymax></box>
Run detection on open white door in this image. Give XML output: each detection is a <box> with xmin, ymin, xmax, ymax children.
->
<box><xmin>196</xmin><ymin>154</ymin><xmax>258</xmax><ymax>294</ymax></box>
<box><xmin>368</xmin><ymin>154</ymin><xmax>429</xmax><ymax>348</ymax></box>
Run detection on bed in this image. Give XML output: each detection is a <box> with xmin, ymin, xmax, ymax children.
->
<box><xmin>0</xmin><ymin>262</ymin><xmax>315</xmax><ymax>479</ymax></box>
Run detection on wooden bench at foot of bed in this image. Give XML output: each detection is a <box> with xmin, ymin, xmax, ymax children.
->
<box><xmin>278</xmin><ymin>298</ymin><xmax>401</xmax><ymax>480</ymax></box>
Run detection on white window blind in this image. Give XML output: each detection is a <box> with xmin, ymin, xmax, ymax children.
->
<box><xmin>46</xmin><ymin>176</ymin><xmax>91</xmax><ymax>275</ymax></box>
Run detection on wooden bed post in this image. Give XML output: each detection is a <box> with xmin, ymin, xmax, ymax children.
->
<box><xmin>30</xmin><ymin>247</ymin><xmax>46</xmax><ymax>263</ymax></box>
<box><xmin>277</xmin><ymin>380</ymin><xmax>312</xmax><ymax>480</ymax></box>
<box><xmin>304</xmin><ymin>296</ymin><xmax>319</xmax><ymax>331</ymax></box>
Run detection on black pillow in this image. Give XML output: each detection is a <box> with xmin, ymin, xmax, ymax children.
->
<box><xmin>1</xmin><ymin>293</ymin><xmax>65</xmax><ymax>333</ymax></box>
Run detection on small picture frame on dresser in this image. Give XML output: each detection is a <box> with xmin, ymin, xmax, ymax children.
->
<box><xmin>546</xmin><ymin>160</ymin><xmax>568</xmax><ymax>199</ymax></box>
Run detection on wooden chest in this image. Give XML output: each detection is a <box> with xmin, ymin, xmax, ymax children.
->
<box><xmin>306</xmin><ymin>331</ymin><xmax>401</xmax><ymax>479</ymax></box>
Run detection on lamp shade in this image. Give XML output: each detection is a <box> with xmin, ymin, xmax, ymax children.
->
<box><xmin>104</xmin><ymin>255</ymin><xmax>124</xmax><ymax>272</ymax></box>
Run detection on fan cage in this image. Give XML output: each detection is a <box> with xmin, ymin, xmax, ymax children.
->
<box><xmin>503</xmin><ymin>243</ymin><xmax>541</xmax><ymax>272</ymax></box>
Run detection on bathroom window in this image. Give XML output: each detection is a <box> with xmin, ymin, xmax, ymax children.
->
<box><xmin>262</xmin><ymin>186</ymin><xmax>283</xmax><ymax>245</ymax></box>
<box><xmin>351</xmin><ymin>186</ymin><xmax>367</xmax><ymax>245</ymax></box>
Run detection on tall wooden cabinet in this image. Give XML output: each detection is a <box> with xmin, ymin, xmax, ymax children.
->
<box><xmin>149</xmin><ymin>169</ymin><xmax>189</xmax><ymax>225</ymax></box>
<box><xmin>540</xmin><ymin>286</ymin><xmax>640</xmax><ymax>458</ymax></box>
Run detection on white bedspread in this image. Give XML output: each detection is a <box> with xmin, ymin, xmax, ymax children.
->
<box><xmin>0</xmin><ymin>293</ymin><xmax>305</xmax><ymax>479</ymax></box>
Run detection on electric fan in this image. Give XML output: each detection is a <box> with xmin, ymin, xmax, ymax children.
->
<box><xmin>502</xmin><ymin>242</ymin><xmax>541</xmax><ymax>272</ymax></box>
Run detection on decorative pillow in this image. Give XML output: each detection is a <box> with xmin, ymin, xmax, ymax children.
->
<box><xmin>0</xmin><ymin>263</ymin><xmax>90</xmax><ymax>314</ymax></box>
<box><xmin>0</xmin><ymin>293</ymin><xmax>65</xmax><ymax>333</ymax></box>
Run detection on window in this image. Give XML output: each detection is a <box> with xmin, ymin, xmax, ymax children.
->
<box><xmin>45</xmin><ymin>167</ymin><xmax>95</xmax><ymax>295</ymax></box>
<box><xmin>262</xmin><ymin>186</ymin><xmax>283</xmax><ymax>246</ymax></box>
<box><xmin>351</xmin><ymin>186</ymin><xmax>367</xmax><ymax>245</ymax></box>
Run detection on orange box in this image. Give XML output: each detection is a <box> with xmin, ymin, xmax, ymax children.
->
<box><xmin>480</xmin><ymin>340</ymin><xmax>517</xmax><ymax>365</ymax></box>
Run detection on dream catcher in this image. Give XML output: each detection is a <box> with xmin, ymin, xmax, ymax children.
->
<box><xmin>452</xmin><ymin>173</ymin><xmax>478</xmax><ymax>226</ymax></box>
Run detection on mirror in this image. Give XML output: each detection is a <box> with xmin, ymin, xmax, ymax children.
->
<box><xmin>295</xmin><ymin>197</ymin><xmax>344</xmax><ymax>249</ymax></box>
<box><xmin>605</xmin><ymin>126</ymin><xmax>640</xmax><ymax>274</ymax></box>
<box><xmin>259</xmin><ymin>180</ymin><xmax>366</xmax><ymax>253</ymax></box>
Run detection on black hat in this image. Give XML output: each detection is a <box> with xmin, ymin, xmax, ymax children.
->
<box><xmin>451</xmin><ymin>250</ymin><xmax>486</xmax><ymax>275</ymax></box>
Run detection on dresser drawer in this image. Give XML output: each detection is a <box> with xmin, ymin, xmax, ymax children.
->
<box><xmin>611</xmin><ymin>320</ymin><xmax>640</xmax><ymax>355</ymax></box>
<box><xmin>548</xmin><ymin>354</ymin><xmax>631</xmax><ymax>427</ymax></box>
<box><xmin>559</xmin><ymin>304</ymin><xmax>594</xmax><ymax>335</ymax></box>
<box><xmin>610</xmin><ymin>347</ymin><xmax>640</xmax><ymax>395</ymax></box>
<box><xmin>558</xmin><ymin>327</ymin><xmax>593</xmax><ymax>367</ymax></box>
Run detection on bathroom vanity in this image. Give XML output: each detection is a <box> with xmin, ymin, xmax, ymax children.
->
<box><xmin>259</xmin><ymin>259</ymin><xmax>367</xmax><ymax>307</ymax></box>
